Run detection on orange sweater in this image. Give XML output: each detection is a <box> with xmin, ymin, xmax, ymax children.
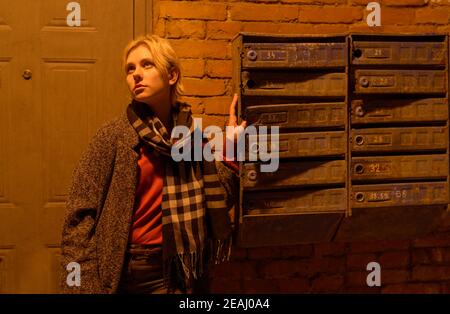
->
<box><xmin>131</xmin><ymin>140</ymin><xmax>238</xmax><ymax>245</ymax></box>
<box><xmin>130</xmin><ymin>144</ymin><xmax>164</xmax><ymax>245</ymax></box>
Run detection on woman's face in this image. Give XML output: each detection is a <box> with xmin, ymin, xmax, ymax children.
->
<box><xmin>125</xmin><ymin>45</ymin><xmax>177</xmax><ymax>105</ymax></box>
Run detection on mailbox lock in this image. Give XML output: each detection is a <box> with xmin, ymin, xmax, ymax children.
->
<box><xmin>247</xmin><ymin>50</ymin><xmax>257</xmax><ymax>61</ymax></box>
<box><xmin>355</xmin><ymin>106</ymin><xmax>365</xmax><ymax>117</ymax></box>
<box><xmin>249</xmin><ymin>142</ymin><xmax>259</xmax><ymax>154</ymax></box>
<box><xmin>354</xmin><ymin>164</ymin><xmax>364</xmax><ymax>174</ymax></box>
<box><xmin>355</xmin><ymin>192</ymin><xmax>365</xmax><ymax>202</ymax></box>
<box><xmin>355</xmin><ymin>135</ymin><xmax>364</xmax><ymax>145</ymax></box>
<box><xmin>353</xmin><ymin>49</ymin><xmax>363</xmax><ymax>58</ymax></box>
<box><xmin>359</xmin><ymin>77</ymin><xmax>369</xmax><ymax>88</ymax></box>
<box><xmin>22</xmin><ymin>69</ymin><xmax>32</xmax><ymax>80</ymax></box>
<box><xmin>246</xmin><ymin>79</ymin><xmax>256</xmax><ymax>89</ymax></box>
<box><xmin>247</xmin><ymin>170</ymin><xmax>257</xmax><ymax>181</ymax></box>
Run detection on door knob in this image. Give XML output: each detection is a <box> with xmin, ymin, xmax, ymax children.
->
<box><xmin>22</xmin><ymin>69</ymin><xmax>32</xmax><ymax>80</ymax></box>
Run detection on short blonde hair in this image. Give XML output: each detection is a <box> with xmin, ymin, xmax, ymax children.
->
<box><xmin>122</xmin><ymin>34</ymin><xmax>184</xmax><ymax>106</ymax></box>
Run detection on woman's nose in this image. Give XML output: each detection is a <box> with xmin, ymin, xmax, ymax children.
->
<box><xmin>133</xmin><ymin>68</ymin><xmax>143</xmax><ymax>81</ymax></box>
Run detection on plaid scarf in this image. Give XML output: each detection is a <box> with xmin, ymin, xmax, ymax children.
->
<box><xmin>126</xmin><ymin>100</ymin><xmax>232</xmax><ymax>291</ymax></box>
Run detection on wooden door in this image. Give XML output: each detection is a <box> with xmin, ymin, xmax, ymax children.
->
<box><xmin>0</xmin><ymin>0</ymin><xmax>146</xmax><ymax>293</ymax></box>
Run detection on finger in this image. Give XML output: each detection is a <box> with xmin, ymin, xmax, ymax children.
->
<box><xmin>228</xmin><ymin>93</ymin><xmax>238</xmax><ymax>125</ymax></box>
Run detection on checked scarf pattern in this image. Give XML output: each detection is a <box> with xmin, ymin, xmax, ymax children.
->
<box><xmin>127</xmin><ymin>100</ymin><xmax>232</xmax><ymax>291</ymax></box>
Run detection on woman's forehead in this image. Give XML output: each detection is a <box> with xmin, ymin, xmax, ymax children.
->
<box><xmin>127</xmin><ymin>45</ymin><xmax>154</xmax><ymax>62</ymax></box>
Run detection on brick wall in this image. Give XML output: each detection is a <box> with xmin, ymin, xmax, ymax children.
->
<box><xmin>152</xmin><ymin>0</ymin><xmax>450</xmax><ymax>293</ymax></box>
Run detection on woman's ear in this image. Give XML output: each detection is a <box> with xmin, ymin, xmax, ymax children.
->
<box><xmin>168</xmin><ymin>68</ymin><xmax>179</xmax><ymax>85</ymax></box>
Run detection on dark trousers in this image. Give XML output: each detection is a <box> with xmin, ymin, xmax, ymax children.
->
<box><xmin>118</xmin><ymin>244</ymin><xmax>169</xmax><ymax>294</ymax></box>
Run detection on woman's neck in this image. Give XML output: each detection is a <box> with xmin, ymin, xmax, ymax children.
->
<box><xmin>147</xmin><ymin>101</ymin><xmax>173</xmax><ymax>136</ymax></box>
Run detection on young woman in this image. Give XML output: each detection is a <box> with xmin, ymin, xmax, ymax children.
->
<box><xmin>60</xmin><ymin>34</ymin><xmax>246</xmax><ymax>294</ymax></box>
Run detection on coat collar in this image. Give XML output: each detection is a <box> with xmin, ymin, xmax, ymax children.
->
<box><xmin>118</xmin><ymin>110</ymin><xmax>141</xmax><ymax>152</ymax></box>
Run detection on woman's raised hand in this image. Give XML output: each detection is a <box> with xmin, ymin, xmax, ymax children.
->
<box><xmin>226</xmin><ymin>93</ymin><xmax>247</xmax><ymax>142</ymax></box>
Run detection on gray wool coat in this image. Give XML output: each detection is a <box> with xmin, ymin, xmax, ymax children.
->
<box><xmin>60</xmin><ymin>110</ymin><xmax>238</xmax><ymax>294</ymax></box>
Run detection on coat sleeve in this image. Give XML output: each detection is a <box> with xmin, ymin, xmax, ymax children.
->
<box><xmin>215</xmin><ymin>160</ymin><xmax>239</xmax><ymax>224</ymax></box>
<box><xmin>60</xmin><ymin>121</ymin><xmax>117</xmax><ymax>294</ymax></box>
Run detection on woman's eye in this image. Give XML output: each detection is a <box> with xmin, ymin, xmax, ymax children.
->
<box><xmin>143</xmin><ymin>62</ymin><xmax>153</xmax><ymax>68</ymax></box>
<box><xmin>126</xmin><ymin>66</ymin><xmax>134</xmax><ymax>74</ymax></box>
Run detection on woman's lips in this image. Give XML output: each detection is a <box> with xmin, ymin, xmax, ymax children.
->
<box><xmin>134</xmin><ymin>85</ymin><xmax>146</xmax><ymax>91</ymax></box>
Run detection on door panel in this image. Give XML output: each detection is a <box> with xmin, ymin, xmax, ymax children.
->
<box><xmin>0</xmin><ymin>0</ymin><xmax>134</xmax><ymax>293</ymax></box>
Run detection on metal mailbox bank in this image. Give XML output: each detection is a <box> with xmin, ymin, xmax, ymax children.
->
<box><xmin>231</xmin><ymin>33</ymin><xmax>449</xmax><ymax>248</ymax></box>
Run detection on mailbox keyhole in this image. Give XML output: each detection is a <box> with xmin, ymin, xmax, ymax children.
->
<box><xmin>247</xmin><ymin>50</ymin><xmax>257</xmax><ymax>61</ymax></box>
<box><xmin>355</xmin><ymin>192</ymin><xmax>365</xmax><ymax>202</ymax></box>
<box><xmin>355</xmin><ymin>135</ymin><xmax>364</xmax><ymax>145</ymax></box>
<box><xmin>249</xmin><ymin>142</ymin><xmax>259</xmax><ymax>154</ymax></box>
<box><xmin>246</xmin><ymin>79</ymin><xmax>256</xmax><ymax>89</ymax></box>
<box><xmin>353</xmin><ymin>49</ymin><xmax>362</xmax><ymax>58</ymax></box>
<box><xmin>355</xmin><ymin>106</ymin><xmax>365</xmax><ymax>117</ymax></box>
<box><xmin>247</xmin><ymin>170</ymin><xmax>257</xmax><ymax>181</ymax></box>
<box><xmin>359</xmin><ymin>77</ymin><xmax>369</xmax><ymax>88</ymax></box>
<box><xmin>355</xmin><ymin>164</ymin><xmax>364</xmax><ymax>174</ymax></box>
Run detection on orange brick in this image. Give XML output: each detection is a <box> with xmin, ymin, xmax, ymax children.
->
<box><xmin>242</xmin><ymin>279</ymin><xmax>280</xmax><ymax>293</ymax></box>
<box><xmin>346</xmin><ymin>271</ymin><xmax>367</xmax><ymax>287</ymax></box>
<box><xmin>203</xmin><ymin>96</ymin><xmax>232</xmax><ymax>115</ymax></box>
<box><xmin>383</xmin><ymin>0</ymin><xmax>429</xmax><ymax>6</ymax></box>
<box><xmin>177</xmin><ymin>96</ymin><xmax>204</xmax><ymax>114</ymax></box>
<box><xmin>241</xmin><ymin>22</ymin><xmax>281</xmax><ymax>34</ymax></box>
<box><xmin>312</xmin><ymin>24</ymin><xmax>350</xmax><ymax>33</ymax></box>
<box><xmin>379</xmin><ymin>251</ymin><xmax>410</xmax><ymax>269</ymax></box>
<box><xmin>280</xmin><ymin>244</ymin><xmax>314</xmax><ymax>258</ymax></box>
<box><xmin>416</xmin><ymin>8</ymin><xmax>450</xmax><ymax>24</ymax></box>
<box><xmin>378</xmin><ymin>25</ymin><xmax>439</xmax><ymax>33</ymax></box>
<box><xmin>183</xmin><ymin>78</ymin><xmax>227</xmax><ymax>96</ymax></box>
<box><xmin>351</xmin><ymin>0</ymin><xmax>428</xmax><ymax>5</ymax></box>
<box><xmin>262</xmin><ymin>260</ymin><xmax>310</xmax><ymax>278</ymax></box>
<box><xmin>413</xmin><ymin>232</ymin><xmax>450</xmax><ymax>248</ymax></box>
<box><xmin>299</xmin><ymin>6</ymin><xmax>363</xmax><ymax>24</ymax></box>
<box><xmin>210</xmin><ymin>261</ymin><xmax>258</xmax><ymax>279</ymax></box>
<box><xmin>412</xmin><ymin>248</ymin><xmax>448</xmax><ymax>265</ymax></box>
<box><xmin>314</xmin><ymin>242</ymin><xmax>347</xmax><ymax>257</ymax></box>
<box><xmin>206</xmin><ymin>21</ymin><xmax>242</xmax><ymax>40</ymax></box>
<box><xmin>277</xmin><ymin>23</ymin><xmax>317</xmax><ymax>34</ymax></box>
<box><xmin>181</xmin><ymin>59</ymin><xmax>205</xmax><ymax>78</ymax></box>
<box><xmin>206</xmin><ymin>60</ymin><xmax>233</xmax><ymax>78</ymax></box>
<box><xmin>431</xmin><ymin>0</ymin><xmax>450</xmax><ymax>6</ymax></box>
<box><xmin>201</xmin><ymin>115</ymin><xmax>228</xmax><ymax>129</ymax></box>
<box><xmin>230</xmin><ymin>247</ymin><xmax>247</xmax><ymax>260</ymax></box>
<box><xmin>347</xmin><ymin>253</ymin><xmax>378</xmax><ymax>270</ymax></box>
<box><xmin>382</xmin><ymin>270</ymin><xmax>410</xmax><ymax>284</ymax></box>
<box><xmin>350</xmin><ymin>240</ymin><xmax>410</xmax><ymax>253</ymax></box>
<box><xmin>349</xmin><ymin>23</ymin><xmax>386</xmax><ymax>32</ymax></box>
<box><xmin>283</xmin><ymin>0</ymin><xmax>346</xmax><ymax>3</ymax></box>
<box><xmin>437</xmin><ymin>25</ymin><xmax>450</xmax><ymax>33</ymax></box>
<box><xmin>311</xmin><ymin>274</ymin><xmax>344</xmax><ymax>292</ymax></box>
<box><xmin>382</xmin><ymin>283</ymin><xmax>441</xmax><ymax>294</ymax></box>
<box><xmin>345</xmin><ymin>286</ymin><xmax>382</xmax><ymax>293</ymax></box>
<box><xmin>381</xmin><ymin>8</ymin><xmax>415</xmax><ymax>25</ymax></box>
<box><xmin>350</xmin><ymin>0</ymin><xmax>375</xmax><ymax>5</ymax></box>
<box><xmin>442</xmin><ymin>282</ymin><xmax>450</xmax><ymax>293</ymax></box>
<box><xmin>166</xmin><ymin>20</ymin><xmax>206</xmax><ymax>39</ymax></box>
<box><xmin>277</xmin><ymin>278</ymin><xmax>309</xmax><ymax>293</ymax></box>
<box><xmin>209</xmin><ymin>278</ymin><xmax>243</xmax><ymax>293</ymax></box>
<box><xmin>154</xmin><ymin>18</ymin><xmax>165</xmax><ymax>37</ymax></box>
<box><xmin>169</xmin><ymin>39</ymin><xmax>231</xmax><ymax>59</ymax></box>
<box><xmin>230</xmin><ymin>3</ymin><xmax>299</xmax><ymax>22</ymax></box>
<box><xmin>248</xmin><ymin>247</ymin><xmax>282</xmax><ymax>259</ymax></box>
<box><xmin>311</xmin><ymin>256</ymin><xmax>346</xmax><ymax>274</ymax></box>
<box><xmin>158</xmin><ymin>1</ymin><xmax>227</xmax><ymax>20</ymax></box>
<box><xmin>437</xmin><ymin>210</ymin><xmax>450</xmax><ymax>231</ymax></box>
<box><xmin>412</xmin><ymin>266</ymin><xmax>450</xmax><ymax>281</ymax></box>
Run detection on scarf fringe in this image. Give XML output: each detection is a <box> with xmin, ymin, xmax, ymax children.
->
<box><xmin>210</xmin><ymin>237</ymin><xmax>232</xmax><ymax>265</ymax></box>
<box><xmin>163</xmin><ymin>237</ymin><xmax>232</xmax><ymax>292</ymax></box>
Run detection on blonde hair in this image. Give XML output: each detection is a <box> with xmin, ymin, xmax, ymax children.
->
<box><xmin>122</xmin><ymin>34</ymin><xmax>184</xmax><ymax>106</ymax></box>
